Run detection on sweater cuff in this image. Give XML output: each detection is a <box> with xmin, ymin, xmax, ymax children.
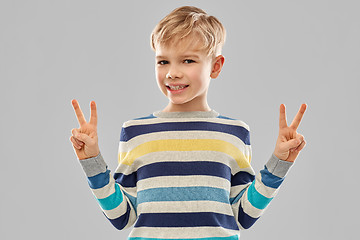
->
<box><xmin>79</xmin><ymin>152</ymin><xmax>107</xmax><ymax>177</ymax></box>
<box><xmin>265</xmin><ymin>154</ymin><xmax>294</xmax><ymax>178</ymax></box>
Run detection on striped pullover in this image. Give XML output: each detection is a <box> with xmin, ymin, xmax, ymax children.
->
<box><xmin>79</xmin><ymin>109</ymin><xmax>293</xmax><ymax>240</ymax></box>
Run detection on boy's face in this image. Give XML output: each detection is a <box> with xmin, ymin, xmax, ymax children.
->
<box><xmin>155</xmin><ymin>35</ymin><xmax>223</xmax><ymax>112</ymax></box>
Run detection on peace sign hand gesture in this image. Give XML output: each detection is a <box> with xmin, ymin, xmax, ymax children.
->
<box><xmin>273</xmin><ymin>104</ymin><xmax>307</xmax><ymax>162</ymax></box>
<box><xmin>70</xmin><ymin>99</ymin><xmax>100</xmax><ymax>160</ymax></box>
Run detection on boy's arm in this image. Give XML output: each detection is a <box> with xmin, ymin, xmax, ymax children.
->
<box><xmin>231</xmin><ymin>104</ymin><xmax>307</xmax><ymax>229</ymax></box>
<box><xmin>78</xmin><ymin>150</ymin><xmax>137</xmax><ymax>230</ymax></box>
<box><xmin>230</xmin><ymin>153</ymin><xmax>293</xmax><ymax>229</ymax></box>
<box><xmin>70</xmin><ymin>100</ymin><xmax>137</xmax><ymax>230</ymax></box>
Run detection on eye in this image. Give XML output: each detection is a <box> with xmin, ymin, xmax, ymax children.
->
<box><xmin>157</xmin><ymin>60</ymin><xmax>168</xmax><ymax>65</ymax></box>
<box><xmin>184</xmin><ymin>59</ymin><xmax>195</xmax><ymax>64</ymax></box>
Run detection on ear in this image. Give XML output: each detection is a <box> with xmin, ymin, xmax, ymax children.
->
<box><xmin>210</xmin><ymin>55</ymin><xmax>225</xmax><ymax>79</ymax></box>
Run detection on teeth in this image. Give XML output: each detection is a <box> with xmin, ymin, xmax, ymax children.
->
<box><xmin>169</xmin><ymin>85</ymin><xmax>186</xmax><ymax>90</ymax></box>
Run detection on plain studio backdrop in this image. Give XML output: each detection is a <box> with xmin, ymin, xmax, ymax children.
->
<box><xmin>1</xmin><ymin>0</ymin><xmax>359</xmax><ymax>239</ymax></box>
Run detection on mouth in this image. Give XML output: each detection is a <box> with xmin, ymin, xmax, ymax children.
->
<box><xmin>166</xmin><ymin>85</ymin><xmax>189</xmax><ymax>91</ymax></box>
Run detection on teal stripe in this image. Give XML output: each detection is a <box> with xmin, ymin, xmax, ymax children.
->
<box><xmin>137</xmin><ymin>186</ymin><xmax>230</xmax><ymax>205</ymax></box>
<box><xmin>129</xmin><ymin>234</ymin><xmax>239</xmax><ymax>240</ymax></box>
<box><xmin>247</xmin><ymin>181</ymin><xmax>273</xmax><ymax>210</ymax></box>
<box><xmin>97</xmin><ymin>184</ymin><xmax>123</xmax><ymax>210</ymax></box>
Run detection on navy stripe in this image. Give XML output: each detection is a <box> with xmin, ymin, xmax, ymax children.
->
<box><xmin>114</xmin><ymin>171</ymin><xmax>137</xmax><ymax>188</ymax></box>
<box><xmin>260</xmin><ymin>166</ymin><xmax>284</xmax><ymax>188</ymax></box>
<box><xmin>134</xmin><ymin>212</ymin><xmax>239</xmax><ymax>230</ymax></box>
<box><xmin>238</xmin><ymin>200</ymin><xmax>259</xmax><ymax>229</ymax></box>
<box><xmin>120</xmin><ymin>121</ymin><xmax>250</xmax><ymax>145</ymax></box>
<box><xmin>231</xmin><ymin>171</ymin><xmax>255</xmax><ymax>186</ymax></box>
<box><xmin>105</xmin><ymin>202</ymin><xmax>132</xmax><ymax>230</ymax></box>
<box><xmin>88</xmin><ymin>169</ymin><xmax>110</xmax><ymax>189</ymax></box>
<box><xmin>137</xmin><ymin>161</ymin><xmax>232</xmax><ymax>182</ymax></box>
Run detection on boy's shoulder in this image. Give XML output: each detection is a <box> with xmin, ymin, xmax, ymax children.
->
<box><xmin>121</xmin><ymin>111</ymin><xmax>250</xmax><ymax>131</ymax></box>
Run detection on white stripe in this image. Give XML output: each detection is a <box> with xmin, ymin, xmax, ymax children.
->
<box><xmin>230</xmin><ymin>183</ymin><xmax>251</xmax><ymax>199</ymax></box>
<box><xmin>138</xmin><ymin>175</ymin><xmax>231</xmax><ymax>192</ymax></box>
<box><xmin>137</xmin><ymin>200</ymin><xmax>234</xmax><ymax>216</ymax></box>
<box><xmin>129</xmin><ymin>226</ymin><xmax>240</xmax><ymax>239</ymax></box>
<box><xmin>254</xmin><ymin>174</ymin><xmax>279</xmax><ymax>198</ymax></box>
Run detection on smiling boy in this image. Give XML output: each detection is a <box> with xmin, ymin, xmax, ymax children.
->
<box><xmin>154</xmin><ymin>33</ymin><xmax>224</xmax><ymax>112</ymax></box>
<box><xmin>70</xmin><ymin>6</ymin><xmax>306</xmax><ymax>240</ymax></box>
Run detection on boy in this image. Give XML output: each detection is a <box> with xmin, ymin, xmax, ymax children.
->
<box><xmin>70</xmin><ymin>6</ymin><xmax>307</xmax><ymax>240</ymax></box>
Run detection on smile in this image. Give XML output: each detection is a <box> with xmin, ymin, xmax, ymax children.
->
<box><xmin>167</xmin><ymin>85</ymin><xmax>189</xmax><ymax>90</ymax></box>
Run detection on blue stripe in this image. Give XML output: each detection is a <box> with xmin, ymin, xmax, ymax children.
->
<box><xmin>105</xmin><ymin>201</ymin><xmax>132</xmax><ymax>230</ymax></box>
<box><xmin>247</xmin><ymin>181</ymin><xmax>273</xmax><ymax>210</ymax></box>
<box><xmin>137</xmin><ymin>161</ymin><xmax>232</xmax><ymax>182</ymax></box>
<box><xmin>114</xmin><ymin>171</ymin><xmax>137</xmax><ymax>188</ymax></box>
<box><xmin>231</xmin><ymin>171</ymin><xmax>255</xmax><ymax>186</ymax></box>
<box><xmin>88</xmin><ymin>169</ymin><xmax>110</xmax><ymax>189</ymax></box>
<box><xmin>137</xmin><ymin>186</ymin><xmax>229</xmax><ymax>205</ymax></box>
<box><xmin>97</xmin><ymin>183</ymin><xmax>123</xmax><ymax>210</ymax></box>
<box><xmin>133</xmin><ymin>114</ymin><xmax>157</xmax><ymax>120</ymax></box>
<box><xmin>120</xmin><ymin>121</ymin><xmax>250</xmax><ymax>145</ymax></box>
<box><xmin>238</xmin><ymin>200</ymin><xmax>259</xmax><ymax>229</ymax></box>
<box><xmin>260</xmin><ymin>166</ymin><xmax>284</xmax><ymax>188</ymax></box>
<box><xmin>134</xmin><ymin>212</ymin><xmax>239</xmax><ymax>230</ymax></box>
<box><xmin>129</xmin><ymin>235</ymin><xmax>239</xmax><ymax>240</ymax></box>
<box><xmin>217</xmin><ymin>115</ymin><xmax>236</xmax><ymax>120</ymax></box>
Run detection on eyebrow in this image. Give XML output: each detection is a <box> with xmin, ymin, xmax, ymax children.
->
<box><xmin>156</xmin><ymin>54</ymin><xmax>200</xmax><ymax>59</ymax></box>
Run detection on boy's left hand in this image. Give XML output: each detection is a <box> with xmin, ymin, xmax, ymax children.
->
<box><xmin>273</xmin><ymin>104</ymin><xmax>307</xmax><ymax>162</ymax></box>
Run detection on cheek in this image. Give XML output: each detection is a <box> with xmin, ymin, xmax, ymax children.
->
<box><xmin>156</xmin><ymin>68</ymin><xmax>165</xmax><ymax>81</ymax></box>
<box><xmin>191</xmin><ymin>66</ymin><xmax>210</xmax><ymax>86</ymax></box>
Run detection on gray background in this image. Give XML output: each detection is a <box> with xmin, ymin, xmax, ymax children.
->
<box><xmin>1</xmin><ymin>0</ymin><xmax>359</xmax><ymax>239</ymax></box>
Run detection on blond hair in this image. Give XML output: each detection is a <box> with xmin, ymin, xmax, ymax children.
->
<box><xmin>150</xmin><ymin>6</ymin><xmax>226</xmax><ymax>57</ymax></box>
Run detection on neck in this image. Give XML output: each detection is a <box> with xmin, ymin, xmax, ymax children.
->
<box><xmin>162</xmin><ymin>102</ymin><xmax>211</xmax><ymax>112</ymax></box>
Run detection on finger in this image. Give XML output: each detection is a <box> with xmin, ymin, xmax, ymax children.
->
<box><xmin>279</xmin><ymin>104</ymin><xmax>288</xmax><ymax>129</ymax></box>
<box><xmin>71</xmin><ymin>128</ymin><xmax>79</xmax><ymax>138</ymax></box>
<box><xmin>290</xmin><ymin>134</ymin><xmax>304</xmax><ymax>152</ymax></box>
<box><xmin>75</xmin><ymin>132</ymin><xmax>93</xmax><ymax>146</ymax></box>
<box><xmin>72</xmin><ymin>99</ymin><xmax>87</xmax><ymax>126</ymax></box>
<box><xmin>70</xmin><ymin>136</ymin><xmax>82</xmax><ymax>150</ymax></box>
<box><xmin>89</xmin><ymin>101</ymin><xmax>97</xmax><ymax>126</ymax></box>
<box><xmin>283</xmin><ymin>137</ymin><xmax>303</xmax><ymax>152</ymax></box>
<box><xmin>73</xmin><ymin>135</ymin><xmax>84</xmax><ymax>146</ymax></box>
<box><xmin>71</xmin><ymin>129</ymin><xmax>85</xmax><ymax>145</ymax></box>
<box><xmin>71</xmin><ymin>128</ymin><xmax>84</xmax><ymax>146</ymax></box>
<box><xmin>290</xmin><ymin>103</ymin><xmax>307</xmax><ymax>130</ymax></box>
<box><xmin>295</xmin><ymin>139</ymin><xmax>306</xmax><ymax>152</ymax></box>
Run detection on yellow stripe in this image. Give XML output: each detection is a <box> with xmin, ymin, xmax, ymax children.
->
<box><xmin>118</xmin><ymin>139</ymin><xmax>251</xmax><ymax>169</ymax></box>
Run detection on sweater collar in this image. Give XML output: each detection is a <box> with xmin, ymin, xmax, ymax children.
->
<box><xmin>152</xmin><ymin>109</ymin><xmax>219</xmax><ymax>118</ymax></box>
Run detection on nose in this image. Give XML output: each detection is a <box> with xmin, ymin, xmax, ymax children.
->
<box><xmin>166</xmin><ymin>65</ymin><xmax>183</xmax><ymax>79</ymax></box>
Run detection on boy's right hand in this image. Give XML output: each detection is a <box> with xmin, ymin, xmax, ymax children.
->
<box><xmin>70</xmin><ymin>99</ymin><xmax>100</xmax><ymax>160</ymax></box>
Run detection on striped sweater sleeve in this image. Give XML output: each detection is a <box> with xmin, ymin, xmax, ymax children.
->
<box><xmin>79</xmin><ymin>127</ymin><xmax>137</xmax><ymax>230</ymax></box>
<box><xmin>230</xmin><ymin>129</ymin><xmax>293</xmax><ymax>230</ymax></box>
